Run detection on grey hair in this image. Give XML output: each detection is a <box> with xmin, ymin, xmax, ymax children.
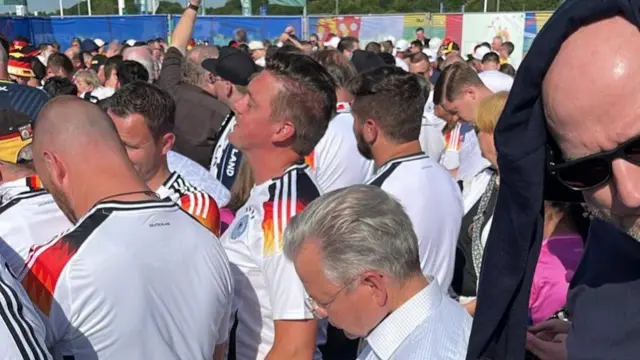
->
<box><xmin>122</xmin><ymin>46</ymin><xmax>156</xmax><ymax>82</ymax></box>
<box><xmin>283</xmin><ymin>185</ymin><xmax>422</xmax><ymax>286</ymax></box>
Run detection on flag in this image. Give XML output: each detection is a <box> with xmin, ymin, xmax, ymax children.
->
<box><xmin>268</xmin><ymin>0</ymin><xmax>306</xmax><ymax>7</ymax></box>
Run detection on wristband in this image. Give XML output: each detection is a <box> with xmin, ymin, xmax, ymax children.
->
<box><xmin>187</xmin><ymin>3</ymin><xmax>199</xmax><ymax>12</ymax></box>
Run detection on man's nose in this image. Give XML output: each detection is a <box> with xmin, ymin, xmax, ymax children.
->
<box><xmin>611</xmin><ymin>158</ymin><xmax>640</xmax><ymax>209</ymax></box>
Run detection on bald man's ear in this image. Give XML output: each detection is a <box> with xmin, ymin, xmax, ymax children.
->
<box><xmin>160</xmin><ymin>133</ymin><xmax>175</xmax><ymax>157</ymax></box>
<box><xmin>42</xmin><ymin>151</ymin><xmax>66</xmax><ymax>192</ymax></box>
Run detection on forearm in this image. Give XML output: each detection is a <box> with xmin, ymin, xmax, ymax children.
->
<box><xmin>213</xmin><ymin>343</ymin><xmax>226</xmax><ymax>360</ymax></box>
<box><xmin>171</xmin><ymin>1</ymin><xmax>199</xmax><ymax>54</ymax></box>
<box><xmin>265</xmin><ymin>345</ymin><xmax>314</xmax><ymax>360</ymax></box>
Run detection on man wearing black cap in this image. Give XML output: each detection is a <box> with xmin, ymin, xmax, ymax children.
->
<box><xmin>350</xmin><ymin>49</ymin><xmax>386</xmax><ymax>74</ymax></box>
<box><xmin>0</xmin><ymin>109</ymin><xmax>71</xmax><ymax>275</ymax></box>
<box><xmin>80</xmin><ymin>39</ymin><xmax>99</xmax><ymax>56</ymax></box>
<box><xmin>468</xmin><ymin>1</ymin><xmax>640</xmax><ymax>359</ymax></box>
<box><xmin>203</xmin><ymin>47</ymin><xmax>259</xmax><ymax>191</ymax></box>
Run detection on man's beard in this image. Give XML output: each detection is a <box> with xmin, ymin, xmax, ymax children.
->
<box><xmin>355</xmin><ymin>130</ymin><xmax>373</xmax><ymax>160</ymax></box>
<box><xmin>586</xmin><ymin>201</ymin><xmax>640</xmax><ymax>241</ymax></box>
<box><xmin>48</xmin><ymin>184</ymin><xmax>78</xmax><ymax>224</ymax></box>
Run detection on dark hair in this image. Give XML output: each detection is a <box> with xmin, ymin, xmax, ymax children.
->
<box><xmin>410</xmin><ymin>52</ymin><xmax>430</xmax><ymax>64</ymax></box>
<box><xmin>502</xmin><ymin>41</ymin><xmax>515</xmax><ymax>55</ymax></box>
<box><xmin>410</xmin><ymin>40</ymin><xmax>424</xmax><ymax>49</ymax></box>
<box><xmin>480</xmin><ymin>42</ymin><xmax>491</xmax><ymax>49</ymax></box>
<box><xmin>107</xmin><ymin>81</ymin><xmax>175</xmax><ymax>139</ymax></box>
<box><xmin>47</xmin><ymin>52</ymin><xmax>74</xmax><ymax>77</ymax></box>
<box><xmin>266</xmin><ymin>46</ymin><xmax>279</xmax><ymax>59</ymax></box>
<box><xmin>311</xmin><ymin>49</ymin><xmax>356</xmax><ymax>88</ymax></box>
<box><xmin>379</xmin><ymin>52</ymin><xmax>395</xmax><ymax>66</ymax></box>
<box><xmin>364</xmin><ymin>42</ymin><xmax>382</xmax><ymax>54</ymax></box>
<box><xmin>337</xmin><ymin>37</ymin><xmax>359</xmax><ymax>53</ymax></box>
<box><xmin>500</xmin><ymin>63</ymin><xmax>516</xmax><ymax>77</ymax></box>
<box><xmin>266</xmin><ymin>51</ymin><xmax>337</xmax><ymax>156</ymax></box>
<box><xmin>348</xmin><ymin>66</ymin><xmax>424</xmax><ymax>143</ymax></box>
<box><xmin>104</xmin><ymin>55</ymin><xmax>123</xmax><ymax>81</ymax></box>
<box><xmin>435</xmin><ymin>62</ymin><xmax>484</xmax><ymax>103</ymax></box>
<box><xmin>416</xmin><ymin>27</ymin><xmax>424</xmax><ymax>33</ymax></box>
<box><xmin>117</xmin><ymin>60</ymin><xmax>149</xmax><ymax>86</ymax></box>
<box><xmin>482</xmin><ymin>52</ymin><xmax>500</xmax><ymax>64</ymax></box>
<box><xmin>235</xmin><ymin>29</ymin><xmax>248</xmax><ymax>43</ymax></box>
<box><xmin>43</xmin><ymin>76</ymin><xmax>78</xmax><ymax>97</ymax></box>
<box><xmin>262</xmin><ymin>39</ymin><xmax>272</xmax><ymax>47</ymax></box>
<box><xmin>31</xmin><ymin>57</ymin><xmax>46</xmax><ymax>80</ymax></box>
<box><xmin>39</xmin><ymin>42</ymin><xmax>53</xmax><ymax>52</ymax></box>
<box><xmin>237</xmin><ymin>43</ymin><xmax>250</xmax><ymax>53</ymax></box>
<box><xmin>0</xmin><ymin>35</ymin><xmax>9</xmax><ymax>56</ymax></box>
<box><xmin>274</xmin><ymin>44</ymin><xmax>304</xmax><ymax>56</ymax></box>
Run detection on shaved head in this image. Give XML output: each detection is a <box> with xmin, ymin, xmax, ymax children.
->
<box><xmin>33</xmin><ymin>96</ymin><xmax>149</xmax><ymax>223</ymax></box>
<box><xmin>544</xmin><ymin>16</ymin><xmax>640</xmax><ymax>239</ymax></box>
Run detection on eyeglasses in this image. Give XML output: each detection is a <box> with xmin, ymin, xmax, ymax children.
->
<box><xmin>548</xmin><ymin>134</ymin><xmax>640</xmax><ymax>191</ymax></box>
<box><xmin>305</xmin><ymin>276</ymin><xmax>359</xmax><ymax>319</ymax></box>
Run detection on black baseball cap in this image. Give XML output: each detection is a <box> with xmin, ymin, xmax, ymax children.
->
<box><xmin>351</xmin><ymin>50</ymin><xmax>387</xmax><ymax>74</ymax></box>
<box><xmin>81</xmin><ymin>39</ymin><xmax>98</xmax><ymax>53</ymax></box>
<box><xmin>0</xmin><ymin>109</ymin><xmax>33</xmax><ymax>164</ymax></box>
<box><xmin>201</xmin><ymin>47</ymin><xmax>259</xmax><ymax>86</ymax></box>
<box><xmin>90</xmin><ymin>54</ymin><xmax>107</xmax><ymax>72</ymax></box>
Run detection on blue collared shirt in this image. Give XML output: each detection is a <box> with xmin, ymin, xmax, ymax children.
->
<box><xmin>358</xmin><ymin>279</ymin><xmax>472</xmax><ymax>360</ymax></box>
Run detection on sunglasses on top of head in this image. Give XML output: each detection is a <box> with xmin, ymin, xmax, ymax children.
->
<box><xmin>548</xmin><ymin>134</ymin><xmax>640</xmax><ymax>191</ymax></box>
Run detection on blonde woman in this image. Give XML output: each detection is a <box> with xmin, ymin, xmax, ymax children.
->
<box><xmin>73</xmin><ymin>69</ymin><xmax>114</xmax><ymax>101</ymax></box>
<box><xmin>452</xmin><ymin>91</ymin><xmax>507</xmax><ymax>316</ymax></box>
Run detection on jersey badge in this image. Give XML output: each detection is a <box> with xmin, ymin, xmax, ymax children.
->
<box><xmin>231</xmin><ymin>213</ymin><xmax>249</xmax><ymax>241</ymax></box>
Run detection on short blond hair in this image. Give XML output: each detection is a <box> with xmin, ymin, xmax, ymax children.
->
<box><xmin>475</xmin><ymin>91</ymin><xmax>508</xmax><ymax>133</ymax></box>
<box><xmin>74</xmin><ymin>69</ymin><xmax>101</xmax><ymax>88</ymax></box>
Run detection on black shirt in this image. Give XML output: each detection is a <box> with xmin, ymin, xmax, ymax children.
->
<box><xmin>0</xmin><ymin>80</ymin><xmax>49</xmax><ymax>121</ymax></box>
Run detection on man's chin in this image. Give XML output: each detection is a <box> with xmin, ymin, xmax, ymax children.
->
<box><xmin>343</xmin><ymin>331</ymin><xmax>360</xmax><ymax>340</ymax></box>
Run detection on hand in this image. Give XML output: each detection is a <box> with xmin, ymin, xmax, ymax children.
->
<box><xmin>526</xmin><ymin>319</ymin><xmax>570</xmax><ymax>360</ymax></box>
<box><xmin>189</xmin><ymin>0</ymin><xmax>202</xmax><ymax>7</ymax></box>
<box><xmin>285</xmin><ymin>26</ymin><xmax>295</xmax><ymax>34</ymax></box>
<box><xmin>279</xmin><ymin>33</ymin><xmax>290</xmax><ymax>42</ymax></box>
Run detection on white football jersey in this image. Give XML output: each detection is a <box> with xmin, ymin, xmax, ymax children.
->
<box><xmin>0</xmin><ymin>176</ymin><xmax>71</xmax><ymax>276</ymax></box>
<box><xmin>304</xmin><ymin>102</ymin><xmax>374</xmax><ymax>193</ymax></box>
<box><xmin>367</xmin><ymin>153</ymin><xmax>463</xmax><ymax>290</ymax></box>
<box><xmin>222</xmin><ymin>164</ymin><xmax>323</xmax><ymax>360</ymax></box>
<box><xmin>20</xmin><ymin>199</ymin><xmax>234</xmax><ymax>360</ymax></box>
<box><xmin>0</xmin><ymin>254</ymin><xmax>50</xmax><ymax>359</ymax></box>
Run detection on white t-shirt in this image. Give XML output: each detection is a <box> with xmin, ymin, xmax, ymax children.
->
<box><xmin>20</xmin><ymin>199</ymin><xmax>234</xmax><ymax>360</ymax></box>
<box><xmin>395</xmin><ymin>57</ymin><xmax>409</xmax><ymax>71</ymax></box>
<box><xmin>168</xmin><ymin>150</ymin><xmax>231</xmax><ymax>207</ymax></box>
<box><xmin>305</xmin><ymin>102</ymin><xmax>374</xmax><ymax>193</ymax></box>
<box><xmin>367</xmin><ymin>153</ymin><xmax>463</xmax><ymax>289</ymax></box>
<box><xmin>0</xmin><ymin>254</ymin><xmax>51</xmax><ymax>359</ymax></box>
<box><xmin>478</xmin><ymin>70</ymin><xmax>513</xmax><ymax>93</ymax></box>
<box><xmin>420</xmin><ymin>92</ymin><xmax>447</xmax><ymax>162</ymax></box>
<box><xmin>221</xmin><ymin>164</ymin><xmax>323</xmax><ymax>360</ymax></box>
<box><xmin>0</xmin><ymin>176</ymin><xmax>72</xmax><ymax>276</ymax></box>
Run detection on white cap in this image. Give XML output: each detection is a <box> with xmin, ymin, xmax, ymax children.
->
<box><xmin>248</xmin><ymin>40</ymin><xmax>265</xmax><ymax>51</ymax></box>
<box><xmin>326</xmin><ymin>36</ymin><xmax>341</xmax><ymax>49</ymax></box>
<box><xmin>94</xmin><ymin>38</ymin><xmax>105</xmax><ymax>48</ymax></box>
<box><xmin>429</xmin><ymin>37</ymin><xmax>442</xmax><ymax>52</ymax></box>
<box><xmin>125</xmin><ymin>39</ymin><xmax>136</xmax><ymax>46</ymax></box>
<box><xmin>394</xmin><ymin>39</ymin><xmax>410</xmax><ymax>52</ymax></box>
<box><xmin>474</xmin><ymin>46</ymin><xmax>492</xmax><ymax>61</ymax></box>
<box><xmin>422</xmin><ymin>48</ymin><xmax>436</xmax><ymax>62</ymax></box>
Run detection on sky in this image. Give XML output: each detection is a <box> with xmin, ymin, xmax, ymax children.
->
<box><xmin>1</xmin><ymin>0</ymin><xmax>226</xmax><ymax>13</ymax></box>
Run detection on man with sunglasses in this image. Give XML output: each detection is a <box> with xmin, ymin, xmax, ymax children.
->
<box><xmin>467</xmin><ymin>7</ymin><xmax>640</xmax><ymax>360</ymax></box>
<box><xmin>283</xmin><ymin>185</ymin><xmax>472</xmax><ymax>360</ymax></box>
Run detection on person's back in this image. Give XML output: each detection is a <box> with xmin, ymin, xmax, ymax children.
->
<box><xmin>20</xmin><ymin>96</ymin><xmax>233</xmax><ymax>359</ymax></box>
<box><xmin>0</xmin><ymin>80</ymin><xmax>49</xmax><ymax>122</ymax></box>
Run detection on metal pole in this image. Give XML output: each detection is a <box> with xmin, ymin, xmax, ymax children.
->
<box><xmin>483</xmin><ymin>0</ymin><xmax>487</xmax><ymax>12</ymax></box>
<box><xmin>59</xmin><ymin>0</ymin><xmax>64</xmax><ymax>16</ymax></box>
<box><xmin>496</xmin><ymin>0</ymin><xmax>500</xmax><ymax>11</ymax></box>
<box><xmin>202</xmin><ymin>0</ymin><xmax>206</xmax><ymax>15</ymax></box>
<box><xmin>88</xmin><ymin>0</ymin><xmax>92</xmax><ymax>15</ymax></box>
<box><xmin>303</xmin><ymin>5</ymin><xmax>308</xmax><ymax>39</ymax></box>
<box><xmin>335</xmin><ymin>0</ymin><xmax>338</xmax><ymax>15</ymax></box>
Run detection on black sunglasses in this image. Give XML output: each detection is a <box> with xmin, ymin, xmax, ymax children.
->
<box><xmin>548</xmin><ymin>134</ymin><xmax>640</xmax><ymax>191</ymax></box>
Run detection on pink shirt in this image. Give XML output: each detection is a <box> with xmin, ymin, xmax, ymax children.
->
<box><xmin>529</xmin><ymin>233</ymin><xmax>584</xmax><ymax>324</ymax></box>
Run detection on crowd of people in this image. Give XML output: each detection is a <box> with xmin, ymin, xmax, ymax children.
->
<box><xmin>0</xmin><ymin>0</ymin><xmax>638</xmax><ymax>359</ymax></box>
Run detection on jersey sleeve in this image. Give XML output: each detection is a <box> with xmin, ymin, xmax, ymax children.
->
<box><xmin>179</xmin><ymin>192</ymin><xmax>222</xmax><ymax>237</ymax></box>
<box><xmin>260</xmin><ymin>198</ymin><xmax>313</xmax><ymax>321</ymax></box>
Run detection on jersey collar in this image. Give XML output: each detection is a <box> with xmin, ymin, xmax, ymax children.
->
<box><xmin>155</xmin><ymin>171</ymin><xmax>180</xmax><ymax>200</ymax></box>
<box><xmin>336</xmin><ymin>102</ymin><xmax>351</xmax><ymax>114</ymax></box>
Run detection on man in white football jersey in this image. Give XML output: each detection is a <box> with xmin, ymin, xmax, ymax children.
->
<box><xmin>351</xmin><ymin>66</ymin><xmax>463</xmax><ymax>290</ymax></box>
<box><xmin>221</xmin><ymin>51</ymin><xmax>336</xmax><ymax>360</ymax></box>
<box><xmin>107</xmin><ymin>81</ymin><xmax>222</xmax><ymax>235</ymax></box>
<box><xmin>306</xmin><ymin>49</ymin><xmax>373</xmax><ymax>193</ymax></box>
<box><xmin>0</xmin><ymin>108</ymin><xmax>71</xmax><ymax>275</ymax></box>
<box><xmin>20</xmin><ymin>96</ymin><xmax>233</xmax><ymax>360</ymax></box>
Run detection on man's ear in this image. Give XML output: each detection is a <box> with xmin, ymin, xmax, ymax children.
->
<box><xmin>43</xmin><ymin>151</ymin><xmax>66</xmax><ymax>191</ymax></box>
<box><xmin>272</xmin><ymin>120</ymin><xmax>295</xmax><ymax>145</ymax></box>
<box><xmin>160</xmin><ymin>133</ymin><xmax>175</xmax><ymax>156</ymax></box>
<box><xmin>363</xmin><ymin>118</ymin><xmax>379</xmax><ymax>144</ymax></box>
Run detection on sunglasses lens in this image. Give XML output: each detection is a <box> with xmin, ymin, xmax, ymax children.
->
<box><xmin>623</xmin><ymin>138</ymin><xmax>640</xmax><ymax>165</ymax></box>
<box><xmin>556</xmin><ymin>158</ymin><xmax>610</xmax><ymax>190</ymax></box>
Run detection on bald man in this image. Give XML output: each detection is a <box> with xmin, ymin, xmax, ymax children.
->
<box><xmin>468</xmin><ymin>6</ymin><xmax>640</xmax><ymax>360</ymax></box>
<box><xmin>122</xmin><ymin>46</ymin><xmax>157</xmax><ymax>82</ymax></box>
<box><xmin>21</xmin><ymin>97</ymin><xmax>233</xmax><ymax>359</ymax></box>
